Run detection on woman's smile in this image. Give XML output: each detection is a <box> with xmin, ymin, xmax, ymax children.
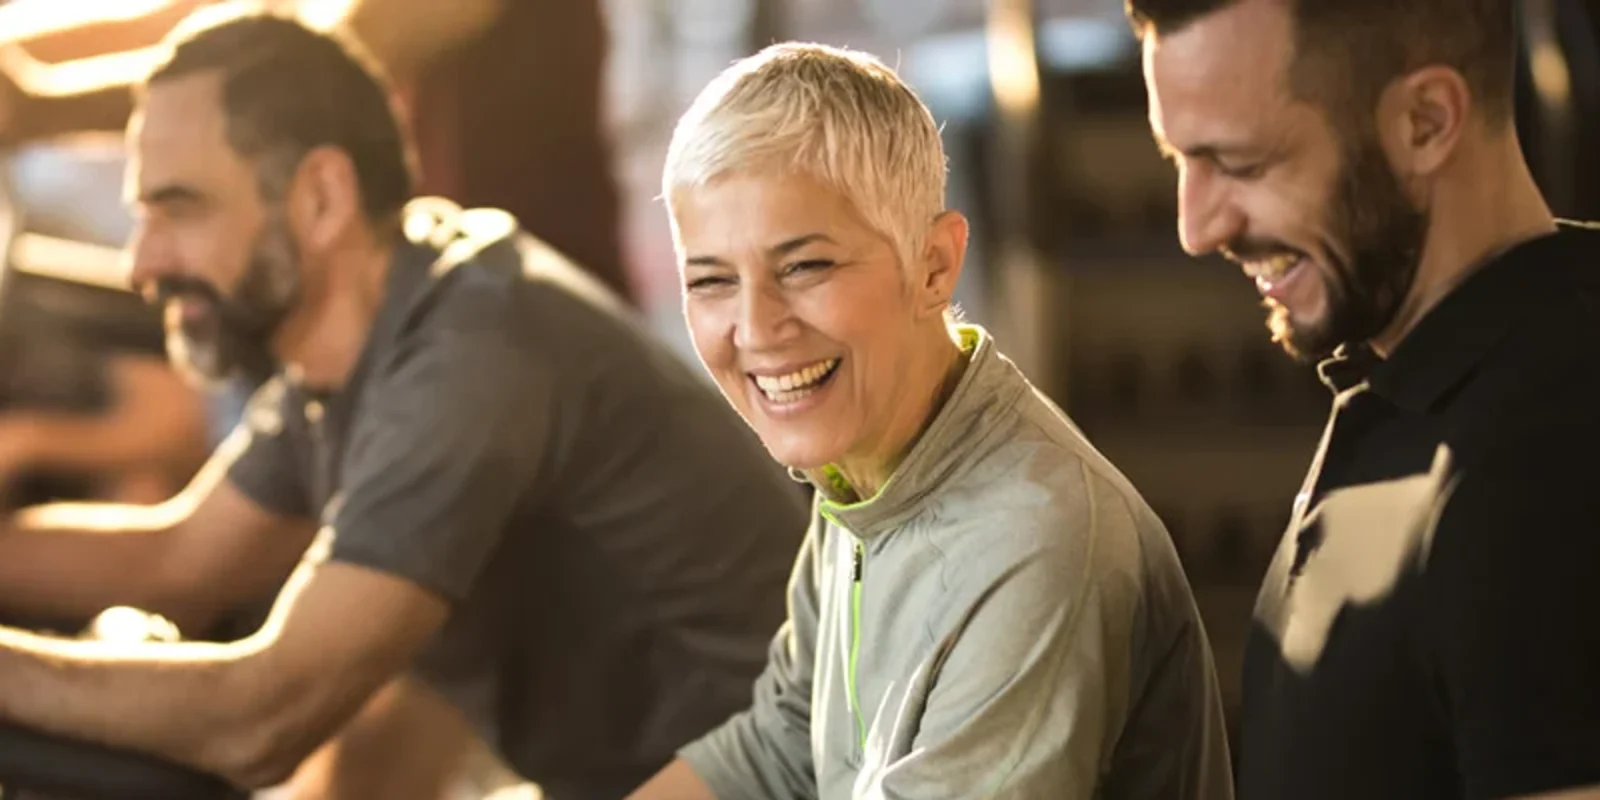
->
<box><xmin>748</xmin><ymin>357</ymin><xmax>842</xmax><ymax>411</ymax></box>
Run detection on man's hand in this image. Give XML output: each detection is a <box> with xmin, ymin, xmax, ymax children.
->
<box><xmin>0</xmin><ymin>354</ymin><xmax>211</xmax><ymax>508</ymax></box>
<box><xmin>0</xmin><ymin>550</ymin><xmax>447</xmax><ymax>788</ymax></box>
<box><xmin>0</xmin><ymin>416</ymin><xmax>37</xmax><ymax>504</ymax></box>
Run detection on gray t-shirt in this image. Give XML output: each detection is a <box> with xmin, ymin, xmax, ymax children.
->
<box><xmin>226</xmin><ymin>205</ymin><xmax>807</xmax><ymax>793</ymax></box>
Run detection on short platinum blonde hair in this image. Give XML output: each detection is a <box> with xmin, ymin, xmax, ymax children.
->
<box><xmin>663</xmin><ymin>42</ymin><xmax>948</xmax><ymax>266</ymax></box>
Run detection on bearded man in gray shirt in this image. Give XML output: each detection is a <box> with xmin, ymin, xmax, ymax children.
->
<box><xmin>0</xmin><ymin>10</ymin><xmax>805</xmax><ymax>799</ymax></box>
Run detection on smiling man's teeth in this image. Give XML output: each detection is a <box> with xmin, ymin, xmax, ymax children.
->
<box><xmin>1244</xmin><ymin>254</ymin><xmax>1300</xmax><ymax>280</ymax></box>
<box><xmin>754</xmin><ymin>358</ymin><xmax>838</xmax><ymax>402</ymax></box>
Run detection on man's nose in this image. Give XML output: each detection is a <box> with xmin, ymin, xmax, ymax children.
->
<box><xmin>124</xmin><ymin>223</ymin><xmax>173</xmax><ymax>294</ymax></box>
<box><xmin>1177</xmin><ymin>167</ymin><xmax>1244</xmax><ymax>257</ymax></box>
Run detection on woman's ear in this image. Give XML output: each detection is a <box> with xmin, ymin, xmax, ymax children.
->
<box><xmin>916</xmin><ymin>210</ymin><xmax>969</xmax><ymax>319</ymax></box>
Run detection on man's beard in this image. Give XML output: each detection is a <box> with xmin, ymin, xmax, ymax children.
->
<box><xmin>156</xmin><ymin>216</ymin><xmax>300</xmax><ymax>386</ymax></box>
<box><xmin>1259</xmin><ymin>132</ymin><xmax>1428</xmax><ymax>362</ymax></box>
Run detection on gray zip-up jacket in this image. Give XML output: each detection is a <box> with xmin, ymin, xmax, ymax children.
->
<box><xmin>680</xmin><ymin>327</ymin><xmax>1233</xmax><ymax>799</ymax></box>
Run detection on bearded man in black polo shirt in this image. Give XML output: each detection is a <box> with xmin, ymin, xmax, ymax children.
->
<box><xmin>1128</xmin><ymin>0</ymin><xmax>1600</xmax><ymax>797</ymax></box>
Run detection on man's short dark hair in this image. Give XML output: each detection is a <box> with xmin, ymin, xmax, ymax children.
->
<box><xmin>144</xmin><ymin>11</ymin><xmax>416</xmax><ymax>229</ymax></box>
<box><xmin>1125</xmin><ymin>0</ymin><xmax>1519</xmax><ymax>128</ymax></box>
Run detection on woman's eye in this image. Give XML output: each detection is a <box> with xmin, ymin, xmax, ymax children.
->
<box><xmin>783</xmin><ymin>259</ymin><xmax>835</xmax><ymax>276</ymax></box>
<box><xmin>686</xmin><ymin>275</ymin><xmax>733</xmax><ymax>291</ymax></box>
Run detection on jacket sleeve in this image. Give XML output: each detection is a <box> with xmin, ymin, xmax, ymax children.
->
<box><xmin>679</xmin><ymin>508</ymin><xmax>823</xmax><ymax>800</ymax></box>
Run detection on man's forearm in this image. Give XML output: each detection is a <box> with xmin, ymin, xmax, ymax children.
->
<box><xmin>1</xmin><ymin>411</ymin><xmax>156</xmax><ymax>475</ymax></box>
<box><xmin>0</xmin><ymin>355</ymin><xmax>210</xmax><ymax>477</ymax></box>
<box><xmin>0</xmin><ymin>619</ymin><xmax>367</xmax><ymax>788</ymax></box>
<box><xmin>0</xmin><ymin>561</ymin><xmax>448</xmax><ymax>789</ymax></box>
<box><xmin>0</xmin><ymin>626</ymin><xmax>260</xmax><ymax>777</ymax></box>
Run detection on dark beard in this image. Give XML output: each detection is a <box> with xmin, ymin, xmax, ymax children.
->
<box><xmin>157</xmin><ymin>216</ymin><xmax>300</xmax><ymax>387</ymax></box>
<box><xmin>1264</xmin><ymin>132</ymin><xmax>1428</xmax><ymax>362</ymax></box>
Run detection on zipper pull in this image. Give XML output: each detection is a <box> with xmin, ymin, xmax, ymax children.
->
<box><xmin>852</xmin><ymin>541</ymin><xmax>863</xmax><ymax>582</ymax></box>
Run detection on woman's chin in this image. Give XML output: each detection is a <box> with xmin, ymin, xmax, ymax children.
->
<box><xmin>769</xmin><ymin>452</ymin><xmax>830</xmax><ymax>474</ymax></box>
<box><xmin>759</xmin><ymin>436</ymin><xmax>839</xmax><ymax>475</ymax></box>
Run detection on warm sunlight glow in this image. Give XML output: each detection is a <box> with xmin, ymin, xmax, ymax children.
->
<box><xmin>0</xmin><ymin>0</ymin><xmax>178</xmax><ymax>42</ymax></box>
<box><xmin>2</xmin><ymin>44</ymin><xmax>166</xmax><ymax>96</ymax></box>
<box><xmin>1531</xmin><ymin>42</ymin><xmax>1572</xmax><ymax>106</ymax></box>
<box><xmin>986</xmin><ymin>0</ymin><xmax>1041</xmax><ymax>118</ymax></box>
<box><xmin>0</xmin><ymin>0</ymin><xmax>363</xmax><ymax>96</ymax></box>
<box><xmin>90</xmin><ymin>607</ymin><xmax>182</xmax><ymax>645</ymax></box>
<box><xmin>295</xmin><ymin>0</ymin><xmax>359</xmax><ymax>32</ymax></box>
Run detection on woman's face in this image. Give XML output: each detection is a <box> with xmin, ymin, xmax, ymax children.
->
<box><xmin>674</xmin><ymin>171</ymin><xmax>952</xmax><ymax>474</ymax></box>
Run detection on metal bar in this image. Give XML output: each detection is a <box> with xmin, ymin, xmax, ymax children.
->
<box><xmin>10</xmin><ymin>232</ymin><xmax>130</xmax><ymax>292</ymax></box>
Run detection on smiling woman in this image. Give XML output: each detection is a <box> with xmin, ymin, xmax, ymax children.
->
<box><xmin>671</xmin><ymin>167</ymin><xmax>960</xmax><ymax>494</ymax></box>
<box><xmin>625</xmin><ymin>42</ymin><xmax>1237</xmax><ymax>800</ymax></box>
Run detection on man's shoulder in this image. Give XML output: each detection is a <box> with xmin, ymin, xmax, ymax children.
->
<box><xmin>1510</xmin><ymin>220</ymin><xmax>1600</xmax><ymax>345</ymax></box>
<box><xmin>370</xmin><ymin>238</ymin><xmax>639</xmax><ymax>389</ymax></box>
<box><xmin>391</xmin><ymin>200</ymin><xmax>631</xmax><ymax>337</ymax></box>
<box><xmin>1447</xmin><ymin>323</ymin><xmax>1600</xmax><ymax>461</ymax></box>
<box><xmin>399</xmin><ymin>238</ymin><xmax>571</xmax><ymax>337</ymax></box>
<box><xmin>1443</xmin><ymin>225</ymin><xmax>1600</xmax><ymax>453</ymax></box>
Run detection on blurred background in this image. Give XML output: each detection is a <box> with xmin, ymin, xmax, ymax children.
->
<box><xmin>0</xmin><ymin>0</ymin><xmax>1597</xmax><ymax>757</ymax></box>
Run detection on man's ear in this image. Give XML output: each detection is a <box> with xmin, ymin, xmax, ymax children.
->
<box><xmin>915</xmin><ymin>210</ymin><xmax>969</xmax><ymax>320</ymax></box>
<box><xmin>284</xmin><ymin>145</ymin><xmax>364</xmax><ymax>254</ymax></box>
<box><xmin>1378</xmin><ymin>65</ymin><xmax>1471</xmax><ymax>178</ymax></box>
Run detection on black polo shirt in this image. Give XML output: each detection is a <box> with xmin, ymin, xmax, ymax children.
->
<box><xmin>1239</xmin><ymin>221</ymin><xmax>1600</xmax><ymax>800</ymax></box>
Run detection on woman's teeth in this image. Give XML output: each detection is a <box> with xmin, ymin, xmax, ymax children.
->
<box><xmin>754</xmin><ymin>358</ymin><xmax>839</xmax><ymax>402</ymax></box>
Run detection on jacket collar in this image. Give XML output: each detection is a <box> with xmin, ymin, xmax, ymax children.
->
<box><xmin>815</xmin><ymin>325</ymin><xmax>1027</xmax><ymax>539</ymax></box>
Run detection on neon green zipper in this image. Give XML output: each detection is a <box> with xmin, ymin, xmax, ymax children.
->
<box><xmin>847</xmin><ymin>539</ymin><xmax>866</xmax><ymax>750</ymax></box>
